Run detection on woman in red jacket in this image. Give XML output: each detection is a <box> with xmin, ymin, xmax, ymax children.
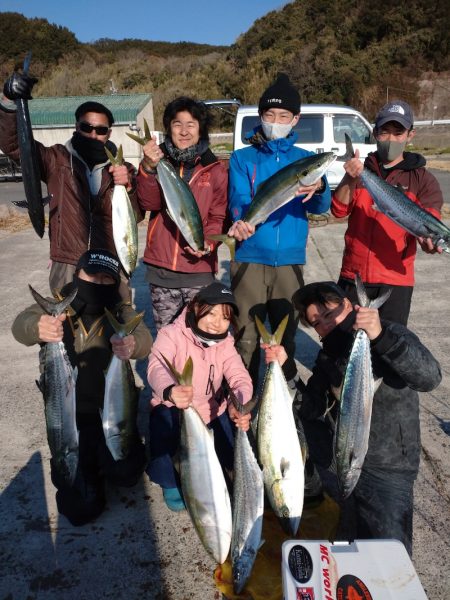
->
<box><xmin>136</xmin><ymin>97</ymin><xmax>229</xmax><ymax>331</ymax></box>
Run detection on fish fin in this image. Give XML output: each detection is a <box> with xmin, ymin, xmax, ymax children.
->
<box><xmin>117</xmin><ymin>145</ymin><xmax>124</xmax><ymax>165</ymax></box>
<box><xmin>180</xmin><ymin>357</ymin><xmax>193</xmax><ymax>386</ymax></box>
<box><xmin>354</xmin><ymin>273</ymin><xmax>370</xmax><ymax>307</ymax></box>
<box><xmin>104</xmin><ymin>146</ymin><xmax>119</xmax><ymax>165</ymax></box>
<box><xmin>354</xmin><ymin>272</ymin><xmax>392</xmax><ymax>310</ymax></box>
<box><xmin>273</xmin><ymin>314</ymin><xmax>289</xmax><ymax>345</ymax></box>
<box><xmin>159</xmin><ymin>353</ymin><xmax>183</xmax><ymax>384</ymax></box>
<box><xmin>280</xmin><ymin>457</ymin><xmax>290</xmax><ymax>477</ymax></box>
<box><xmin>159</xmin><ymin>354</ymin><xmax>193</xmax><ymax>386</ymax></box>
<box><xmin>104</xmin><ymin>308</ymin><xmax>144</xmax><ymax>337</ymax></box>
<box><xmin>11</xmin><ymin>199</ymin><xmax>28</xmax><ymax>209</ymax></box>
<box><xmin>337</xmin><ymin>133</ymin><xmax>355</xmax><ymax>161</ymax></box>
<box><xmin>255</xmin><ymin>316</ymin><xmax>272</xmax><ymax>345</ymax></box>
<box><xmin>369</xmin><ymin>287</ymin><xmax>392</xmax><ymax>310</ymax></box>
<box><xmin>28</xmin><ymin>284</ymin><xmax>77</xmax><ymax>316</ymax></box>
<box><xmin>126</xmin><ymin>132</ymin><xmax>147</xmax><ymax>145</ymax></box>
<box><xmin>143</xmin><ymin>118</ymin><xmax>152</xmax><ymax>141</ymax></box>
<box><xmin>228</xmin><ymin>388</ymin><xmax>258</xmax><ymax>415</ymax></box>
<box><xmin>209</xmin><ymin>234</ymin><xmax>236</xmax><ymax>260</ymax></box>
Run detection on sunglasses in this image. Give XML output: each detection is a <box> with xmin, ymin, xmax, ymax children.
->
<box><xmin>78</xmin><ymin>121</ymin><xmax>110</xmax><ymax>135</ymax></box>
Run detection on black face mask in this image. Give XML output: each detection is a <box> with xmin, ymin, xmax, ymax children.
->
<box><xmin>186</xmin><ymin>310</ymin><xmax>228</xmax><ymax>342</ymax></box>
<box><xmin>321</xmin><ymin>310</ymin><xmax>356</xmax><ymax>359</ymax></box>
<box><xmin>71</xmin><ymin>276</ymin><xmax>120</xmax><ymax>315</ymax></box>
<box><xmin>71</xmin><ymin>132</ymin><xmax>116</xmax><ymax>170</ymax></box>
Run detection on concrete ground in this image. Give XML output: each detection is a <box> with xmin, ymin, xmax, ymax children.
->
<box><xmin>1</xmin><ymin>219</ymin><xmax>449</xmax><ymax>600</ymax></box>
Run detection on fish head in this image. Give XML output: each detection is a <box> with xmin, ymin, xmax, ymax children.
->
<box><xmin>297</xmin><ymin>152</ymin><xmax>336</xmax><ymax>186</ymax></box>
<box><xmin>233</xmin><ymin>551</ymin><xmax>255</xmax><ymax>595</ymax></box>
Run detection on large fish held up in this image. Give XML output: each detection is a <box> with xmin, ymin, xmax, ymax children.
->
<box><xmin>12</xmin><ymin>52</ymin><xmax>50</xmax><ymax>238</ymax></box>
<box><xmin>212</xmin><ymin>151</ymin><xmax>336</xmax><ymax>258</ymax></box>
<box><xmin>229</xmin><ymin>392</ymin><xmax>264</xmax><ymax>595</ymax></box>
<box><xmin>102</xmin><ymin>308</ymin><xmax>144</xmax><ymax>461</ymax></box>
<box><xmin>30</xmin><ymin>284</ymin><xmax>79</xmax><ymax>485</ymax></box>
<box><xmin>255</xmin><ymin>316</ymin><xmax>304</xmax><ymax>536</ymax></box>
<box><xmin>160</xmin><ymin>354</ymin><xmax>232</xmax><ymax>564</ymax></box>
<box><xmin>126</xmin><ymin>119</ymin><xmax>205</xmax><ymax>253</ymax></box>
<box><xmin>105</xmin><ymin>145</ymin><xmax>138</xmax><ymax>276</ymax></box>
<box><xmin>334</xmin><ymin>274</ymin><xmax>390</xmax><ymax>498</ymax></box>
<box><xmin>344</xmin><ymin>133</ymin><xmax>450</xmax><ymax>254</ymax></box>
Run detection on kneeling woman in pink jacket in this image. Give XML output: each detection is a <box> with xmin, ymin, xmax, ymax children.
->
<box><xmin>147</xmin><ymin>281</ymin><xmax>253</xmax><ymax>511</ymax></box>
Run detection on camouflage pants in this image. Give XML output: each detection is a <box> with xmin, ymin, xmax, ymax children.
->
<box><xmin>150</xmin><ymin>284</ymin><xmax>203</xmax><ymax>331</ymax></box>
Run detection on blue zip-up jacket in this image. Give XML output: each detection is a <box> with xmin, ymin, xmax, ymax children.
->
<box><xmin>228</xmin><ymin>127</ymin><xmax>331</xmax><ymax>266</ymax></box>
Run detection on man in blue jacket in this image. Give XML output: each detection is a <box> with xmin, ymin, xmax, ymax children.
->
<box><xmin>227</xmin><ymin>74</ymin><xmax>331</xmax><ymax>387</ymax></box>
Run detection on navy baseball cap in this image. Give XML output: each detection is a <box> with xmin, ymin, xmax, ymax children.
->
<box><xmin>375</xmin><ymin>101</ymin><xmax>414</xmax><ymax>130</ymax></box>
<box><xmin>76</xmin><ymin>249</ymin><xmax>121</xmax><ymax>283</ymax></box>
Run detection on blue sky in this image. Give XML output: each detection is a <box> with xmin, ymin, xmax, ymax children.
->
<box><xmin>1</xmin><ymin>0</ymin><xmax>291</xmax><ymax>46</ymax></box>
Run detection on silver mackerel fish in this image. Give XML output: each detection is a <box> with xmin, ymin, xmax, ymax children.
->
<box><xmin>30</xmin><ymin>285</ymin><xmax>79</xmax><ymax>485</ymax></box>
<box><xmin>102</xmin><ymin>308</ymin><xmax>144</xmax><ymax>461</ymax></box>
<box><xmin>344</xmin><ymin>133</ymin><xmax>450</xmax><ymax>254</ymax></box>
<box><xmin>335</xmin><ymin>274</ymin><xmax>390</xmax><ymax>498</ymax></box>
<box><xmin>230</xmin><ymin>394</ymin><xmax>263</xmax><ymax>594</ymax></box>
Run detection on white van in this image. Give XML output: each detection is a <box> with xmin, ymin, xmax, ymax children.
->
<box><xmin>233</xmin><ymin>104</ymin><xmax>376</xmax><ymax>189</ymax></box>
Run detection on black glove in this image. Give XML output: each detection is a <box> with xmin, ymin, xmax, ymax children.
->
<box><xmin>3</xmin><ymin>71</ymin><xmax>38</xmax><ymax>101</ymax></box>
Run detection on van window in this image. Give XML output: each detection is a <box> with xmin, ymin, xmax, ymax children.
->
<box><xmin>240</xmin><ymin>114</ymin><xmax>324</xmax><ymax>145</ymax></box>
<box><xmin>333</xmin><ymin>114</ymin><xmax>373</xmax><ymax>144</ymax></box>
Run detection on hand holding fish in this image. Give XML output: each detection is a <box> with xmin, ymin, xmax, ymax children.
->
<box><xmin>261</xmin><ymin>342</ymin><xmax>288</xmax><ymax>366</ymax></box>
<box><xmin>184</xmin><ymin>243</ymin><xmax>212</xmax><ymax>258</ymax></box>
<box><xmin>38</xmin><ymin>313</ymin><xmax>66</xmax><ymax>343</ymax></box>
<box><xmin>169</xmin><ymin>384</ymin><xmax>193</xmax><ymax>409</ymax></box>
<box><xmin>228</xmin><ymin>403</ymin><xmax>251</xmax><ymax>431</ymax></box>
<box><xmin>109</xmin><ymin>164</ymin><xmax>131</xmax><ymax>189</ymax></box>
<box><xmin>353</xmin><ymin>305</ymin><xmax>383</xmax><ymax>340</ymax></box>
<box><xmin>227</xmin><ymin>220</ymin><xmax>256</xmax><ymax>241</ymax></box>
<box><xmin>296</xmin><ymin>178</ymin><xmax>325</xmax><ymax>203</ymax></box>
<box><xmin>3</xmin><ymin>71</ymin><xmax>37</xmax><ymax>101</ymax></box>
<box><xmin>417</xmin><ymin>236</ymin><xmax>444</xmax><ymax>255</ymax></box>
<box><xmin>142</xmin><ymin>137</ymin><xmax>164</xmax><ymax>169</ymax></box>
<box><xmin>343</xmin><ymin>148</ymin><xmax>363</xmax><ymax>180</ymax></box>
<box><xmin>110</xmin><ymin>333</ymin><xmax>136</xmax><ymax>360</ymax></box>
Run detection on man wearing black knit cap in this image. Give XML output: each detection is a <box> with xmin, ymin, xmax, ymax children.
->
<box><xmin>0</xmin><ymin>72</ymin><xmax>143</xmax><ymax>297</ymax></box>
<box><xmin>226</xmin><ymin>73</ymin><xmax>331</xmax><ymax>389</ymax></box>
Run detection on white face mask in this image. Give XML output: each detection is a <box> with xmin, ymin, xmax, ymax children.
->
<box><xmin>261</xmin><ymin>119</ymin><xmax>294</xmax><ymax>140</ymax></box>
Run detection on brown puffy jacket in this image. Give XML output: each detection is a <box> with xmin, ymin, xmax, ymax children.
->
<box><xmin>0</xmin><ymin>105</ymin><xmax>143</xmax><ymax>266</ymax></box>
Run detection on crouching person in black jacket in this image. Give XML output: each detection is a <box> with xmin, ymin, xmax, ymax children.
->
<box><xmin>12</xmin><ymin>249</ymin><xmax>153</xmax><ymax>526</ymax></box>
<box><xmin>263</xmin><ymin>281</ymin><xmax>441</xmax><ymax>555</ymax></box>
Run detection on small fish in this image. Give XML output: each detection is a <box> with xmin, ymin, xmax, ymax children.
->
<box><xmin>160</xmin><ymin>354</ymin><xmax>232</xmax><ymax>564</ymax></box>
<box><xmin>335</xmin><ymin>274</ymin><xmax>390</xmax><ymax>498</ymax></box>
<box><xmin>256</xmin><ymin>316</ymin><xmax>304</xmax><ymax>535</ymax></box>
<box><xmin>105</xmin><ymin>145</ymin><xmax>138</xmax><ymax>275</ymax></box>
<box><xmin>344</xmin><ymin>134</ymin><xmax>450</xmax><ymax>254</ymax></box>
<box><xmin>30</xmin><ymin>284</ymin><xmax>79</xmax><ymax>485</ymax></box>
<box><xmin>102</xmin><ymin>308</ymin><xmax>144</xmax><ymax>461</ymax></box>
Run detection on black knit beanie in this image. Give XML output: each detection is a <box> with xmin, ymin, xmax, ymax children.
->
<box><xmin>258</xmin><ymin>73</ymin><xmax>301</xmax><ymax>115</ymax></box>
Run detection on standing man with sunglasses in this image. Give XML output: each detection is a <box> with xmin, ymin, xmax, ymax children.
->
<box><xmin>0</xmin><ymin>71</ymin><xmax>142</xmax><ymax>296</ymax></box>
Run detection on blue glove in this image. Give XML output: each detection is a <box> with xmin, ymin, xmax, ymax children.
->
<box><xmin>3</xmin><ymin>71</ymin><xmax>38</xmax><ymax>101</ymax></box>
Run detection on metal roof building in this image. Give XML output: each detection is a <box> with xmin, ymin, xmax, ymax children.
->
<box><xmin>29</xmin><ymin>93</ymin><xmax>154</xmax><ymax>168</ymax></box>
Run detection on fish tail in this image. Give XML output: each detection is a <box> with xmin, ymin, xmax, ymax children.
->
<box><xmin>28</xmin><ymin>284</ymin><xmax>77</xmax><ymax>316</ymax></box>
<box><xmin>126</xmin><ymin>131</ymin><xmax>146</xmax><ymax>145</ymax></box>
<box><xmin>255</xmin><ymin>314</ymin><xmax>289</xmax><ymax>345</ymax></box>
<box><xmin>209</xmin><ymin>234</ymin><xmax>236</xmax><ymax>260</ymax></box>
<box><xmin>105</xmin><ymin>146</ymin><xmax>122</xmax><ymax>165</ymax></box>
<box><xmin>104</xmin><ymin>308</ymin><xmax>144</xmax><ymax>338</ymax></box>
<box><xmin>228</xmin><ymin>387</ymin><xmax>259</xmax><ymax>414</ymax></box>
<box><xmin>159</xmin><ymin>353</ymin><xmax>193</xmax><ymax>386</ymax></box>
<box><xmin>354</xmin><ymin>273</ymin><xmax>392</xmax><ymax>309</ymax></box>
<box><xmin>337</xmin><ymin>133</ymin><xmax>355</xmax><ymax>161</ymax></box>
